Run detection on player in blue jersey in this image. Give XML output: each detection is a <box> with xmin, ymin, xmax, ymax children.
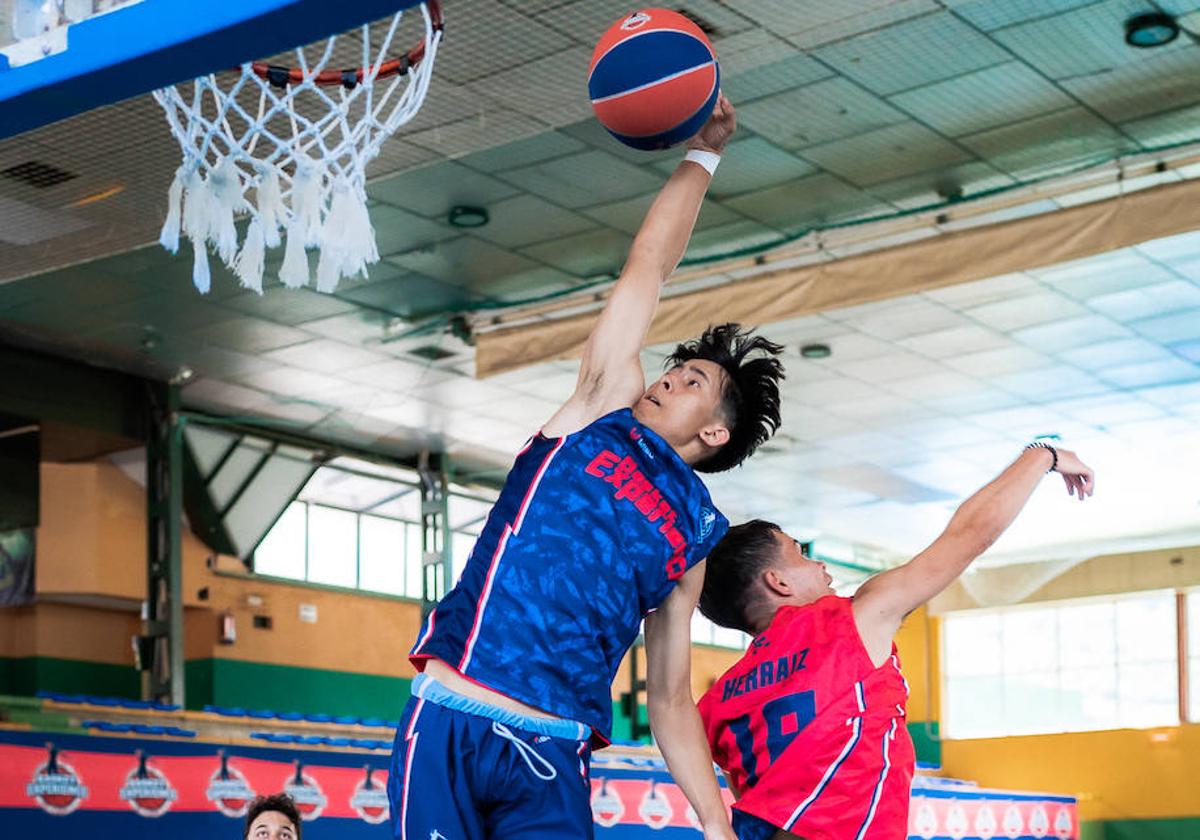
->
<box><xmin>388</xmin><ymin>95</ymin><xmax>786</xmax><ymax>840</ymax></box>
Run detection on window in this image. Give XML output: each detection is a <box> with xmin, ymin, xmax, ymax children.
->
<box><xmin>253</xmin><ymin>495</ymin><xmax>484</xmax><ymax>600</ymax></box>
<box><xmin>306</xmin><ymin>506</ymin><xmax>358</xmax><ymax>588</ymax></box>
<box><xmin>359</xmin><ymin>515</ymin><xmax>407</xmax><ymax>596</ymax></box>
<box><xmin>253</xmin><ymin>502</ymin><xmax>307</xmax><ymax>580</ymax></box>
<box><xmin>943</xmin><ymin>591</ymin><xmax>1178</xmax><ymax>738</ymax></box>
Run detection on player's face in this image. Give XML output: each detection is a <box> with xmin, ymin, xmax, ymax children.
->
<box><xmin>770</xmin><ymin>530</ymin><xmax>835</xmax><ymax>603</ymax></box>
<box><xmin>634</xmin><ymin>360</ymin><xmax>730</xmax><ymax>451</ymax></box>
<box><xmin>248</xmin><ymin>811</ymin><xmax>297</xmax><ymax>840</ymax></box>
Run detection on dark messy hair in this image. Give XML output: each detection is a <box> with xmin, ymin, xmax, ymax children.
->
<box><xmin>245</xmin><ymin>793</ymin><xmax>302</xmax><ymax>839</ymax></box>
<box><xmin>699</xmin><ymin>519</ymin><xmax>783</xmax><ymax>634</ymax></box>
<box><xmin>667</xmin><ymin>323</ymin><xmax>784</xmax><ymax>473</ymax></box>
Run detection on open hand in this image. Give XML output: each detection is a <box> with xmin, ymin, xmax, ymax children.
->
<box><xmin>1054</xmin><ymin>448</ymin><xmax>1095</xmax><ymax>500</ymax></box>
<box><xmin>687</xmin><ymin>93</ymin><xmax>736</xmax><ymax>154</ymax></box>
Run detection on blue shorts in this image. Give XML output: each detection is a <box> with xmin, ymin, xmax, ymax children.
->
<box><xmin>732</xmin><ymin>809</ymin><xmax>784</xmax><ymax>840</ymax></box>
<box><xmin>388</xmin><ymin>673</ymin><xmax>594</xmax><ymax>839</ymax></box>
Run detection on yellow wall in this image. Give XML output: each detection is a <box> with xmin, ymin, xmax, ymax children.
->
<box><xmin>188</xmin><ymin>557</ymin><xmax>424</xmax><ymax>679</ymax></box>
<box><xmin>942</xmin><ymin>725</ymin><xmax>1200</xmax><ymax>823</ymax></box>
<box><xmin>895</xmin><ymin>607</ymin><xmax>940</xmax><ymax>723</ymax></box>
<box><xmin>37</xmin><ymin>461</ymin><xmax>210</xmax><ymax>606</ymax></box>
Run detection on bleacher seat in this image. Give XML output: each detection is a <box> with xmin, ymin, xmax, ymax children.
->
<box><xmin>204</xmin><ymin>705</ymin><xmax>248</xmax><ymax>717</ymax></box>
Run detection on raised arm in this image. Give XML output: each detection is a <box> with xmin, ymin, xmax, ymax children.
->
<box><xmin>853</xmin><ymin>446</ymin><xmax>1095</xmax><ymax>665</ymax></box>
<box><xmin>542</xmin><ymin>95</ymin><xmax>737</xmax><ymax>437</ymax></box>
<box><xmin>644</xmin><ymin>561</ymin><xmax>735</xmax><ymax>840</ymax></box>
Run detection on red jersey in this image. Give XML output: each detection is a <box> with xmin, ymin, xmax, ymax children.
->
<box><xmin>698</xmin><ymin>596</ymin><xmax>914</xmax><ymax>840</ymax></box>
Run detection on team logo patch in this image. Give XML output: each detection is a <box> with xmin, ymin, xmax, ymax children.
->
<box><xmin>621</xmin><ymin>11</ymin><xmax>652</xmax><ymax>30</ymax></box>
<box><xmin>119</xmin><ymin>750</ymin><xmax>177</xmax><ymax>818</ymax></box>
<box><xmin>26</xmin><ymin>743</ymin><xmax>88</xmax><ymax>816</ymax></box>
<box><xmin>284</xmin><ymin>760</ymin><xmax>328</xmax><ymax>821</ymax></box>
<box><xmin>591</xmin><ymin>778</ymin><xmax>624</xmax><ymax>827</ymax></box>
<box><xmin>638</xmin><ymin>780</ymin><xmax>673</xmax><ymax>829</ymax></box>
<box><xmin>350</xmin><ymin>766</ymin><xmax>389</xmax><ymax>824</ymax></box>
<box><xmin>699</xmin><ymin>508</ymin><xmax>717</xmax><ymax>541</ymax></box>
<box><xmin>206</xmin><ymin>750</ymin><xmax>256</xmax><ymax>818</ymax></box>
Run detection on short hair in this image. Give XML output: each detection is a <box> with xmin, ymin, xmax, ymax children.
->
<box><xmin>667</xmin><ymin>323</ymin><xmax>785</xmax><ymax>473</ymax></box>
<box><xmin>245</xmin><ymin>793</ymin><xmax>302</xmax><ymax>839</ymax></box>
<box><xmin>699</xmin><ymin>519</ymin><xmax>782</xmax><ymax>634</ymax></box>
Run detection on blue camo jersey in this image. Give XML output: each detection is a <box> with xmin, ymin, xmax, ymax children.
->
<box><xmin>411</xmin><ymin>407</ymin><xmax>729</xmax><ymax>743</ymax></box>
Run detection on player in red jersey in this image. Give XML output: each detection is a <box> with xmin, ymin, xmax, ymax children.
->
<box><xmin>696</xmin><ymin>442</ymin><xmax>1095</xmax><ymax>839</ymax></box>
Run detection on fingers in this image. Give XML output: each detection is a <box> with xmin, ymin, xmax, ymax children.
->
<box><xmin>1059</xmin><ymin>468</ymin><xmax>1095</xmax><ymax>499</ymax></box>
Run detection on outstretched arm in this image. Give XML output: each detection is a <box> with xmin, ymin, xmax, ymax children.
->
<box><xmin>853</xmin><ymin>446</ymin><xmax>1095</xmax><ymax>665</ymax></box>
<box><xmin>542</xmin><ymin>96</ymin><xmax>737</xmax><ymax>437</ymax></box>
<box><xmin>645</xmin><ymin>561</ymin><xmax>735</xmax><ymax>840</ymax></box>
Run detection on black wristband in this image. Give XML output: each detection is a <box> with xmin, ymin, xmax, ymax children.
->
<box><xmin>1024</xmin><ymin>441</ymin><xmax>1057</xmax><ymax>473</ymax></box>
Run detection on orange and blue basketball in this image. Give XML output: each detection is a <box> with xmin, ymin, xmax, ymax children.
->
<box><xmin>588</xmin><ymin>9</ymin><xmax>720</xmax><ymax>151</ymax></box>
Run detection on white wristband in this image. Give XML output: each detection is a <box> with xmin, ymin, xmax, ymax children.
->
<box><xmin>684</xmin><ymin>149</ymin><xmax>721</xmax><ymax>177</ymax></box>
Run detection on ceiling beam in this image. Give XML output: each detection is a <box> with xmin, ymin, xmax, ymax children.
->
<box><xmin>474</xmin><ymin>172</ymin><xmax>1200</xmax><ymax>377</ymax></box>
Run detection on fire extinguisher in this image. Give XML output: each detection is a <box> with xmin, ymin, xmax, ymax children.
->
<box><xmin>219</xmin><ymin>611</ymin><xmax>236</xmax><ymax>645</ymax></box>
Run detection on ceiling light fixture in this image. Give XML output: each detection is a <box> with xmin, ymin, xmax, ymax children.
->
<box><xmin>1124</xmin><ymin>12</ymin><xmax>1180</xmax><ymax>48</ymax></box>
<box><xmin>68</xmin><ymin>184</ymin><xmax>126</xmax><ymax>208</ymax></box>
<box><xmin>800</xmin><ymin>343</ymin><xmax>832</xmax><ymax>359</ymax></box>
<box><xmin>448</xmin><ymin>205</ymin><xmax>489</xmax><ymax>228</ymax></box>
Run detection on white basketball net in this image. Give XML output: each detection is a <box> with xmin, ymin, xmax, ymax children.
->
<box><xmin>153</xmin><ymin>3</ymin><xmax>441</xmax><ymax>295</ymax></box>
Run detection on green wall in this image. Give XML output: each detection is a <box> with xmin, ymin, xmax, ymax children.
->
<box><xmin>908</xmin><ymin>719</ymin><xmax>942</xmax><ymax>766</ymax></box>
<box><xmin>0</xmin><ymin>656</ymin><xmax>139</xmax><ymax>699</ymax></box>
<box><xmin>185</xmin><ymin>658</ymin><xmax>412</xmax><ymax>719</ymax></box>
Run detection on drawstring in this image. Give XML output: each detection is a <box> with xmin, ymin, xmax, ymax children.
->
<box><xmin>491</xmin><ymin>721</ymin><xmax>558</xmax><ymax>781</ymax></box>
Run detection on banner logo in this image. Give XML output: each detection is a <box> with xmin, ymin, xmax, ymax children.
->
<box><xmin>591</xmin><ymin>778</ymin><xmax>623</xmax><ymax>827</ymax></box>
<box><xmin>1054</xmin><ymin>806</ymin><xmax>1074</xmax><ymax>839</ymax></box>
<box><xmin>350</xmin><ymin>765</ymin><xmax>389</xmax><ymax>824</ymax></box>
<box><xmin>975</xmin><ymin>803</ymin><xmax>998</xmax><ymax>839</ymax></box>
<box><xmin>119</xmin><ymin>750</ymin><xmax>177</xmax><ymax>817</ymax></box>
<box><xmin>913</xmin><ymin>801</ymin><xmax>939</xmax><ymax>838</ymax></box>
<box><xmin>621</xmin><ymin>12</ymin><xmax>652</xmax><ymax>31</ymax></box>
<box><xmin>945</xmin><ymin>802</ymin><xmax>968</xmax><ymax>839</ymax></box>
<box><xmin>206</xmin><ymin>750</ymin><xmax>256</xmax><ymax>818</ymax></box>
<box><xmin>1003</xmin><ymin>804</ymin><xmax>1025</xmax><ymax>838</ymax></box>
<box><xmin>26</xmin><ymin>743</ymin><xmax>88</xmax><ymax>816</ymax></box>
<box><xmin>284</xmin><ymin>760</ymin><xmax>327</xmax><ymax>821</ymax></box>
<box><xmin>638</xmin><ymin>780</ymin><xmax>672</xmax><ymax>829</ymax></box>
<box><xmin>1030</xmin><ymin>804</ymin><xmax>1050</xmax><ymax>838</ymax></box>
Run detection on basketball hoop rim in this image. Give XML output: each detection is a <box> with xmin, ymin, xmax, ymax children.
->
<box><xmin>249</xmin><ymin>0</ymin><xmax>443</xmax><ymax>88</ymax></box>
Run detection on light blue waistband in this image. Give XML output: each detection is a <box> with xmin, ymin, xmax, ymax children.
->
<box><xmin>412</xmin><ymin>673</ymin><xmax>590</xmax><ymax>742</ymax></box>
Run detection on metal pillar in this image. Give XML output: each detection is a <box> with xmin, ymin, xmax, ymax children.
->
<box><xmin>145</xmin><ymin>383</ymin><xmax>184</xmax><ymax>707</ymax></box>
<box><xmin>418</xmin><ymin>451</ymin><xmax>451</xmax><ymax>619</ymax></box>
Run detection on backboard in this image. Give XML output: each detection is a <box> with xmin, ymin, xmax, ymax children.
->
<box><xmin>0</xmin><ymin>0</ymin><xmax>424</xmax><ymax>139</ymax></box>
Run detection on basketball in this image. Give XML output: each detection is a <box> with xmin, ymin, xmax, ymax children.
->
<box><xmin>587</xmin><ymin>9</ymin><xmax>720</xmax><ymax>150</ymax></box>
